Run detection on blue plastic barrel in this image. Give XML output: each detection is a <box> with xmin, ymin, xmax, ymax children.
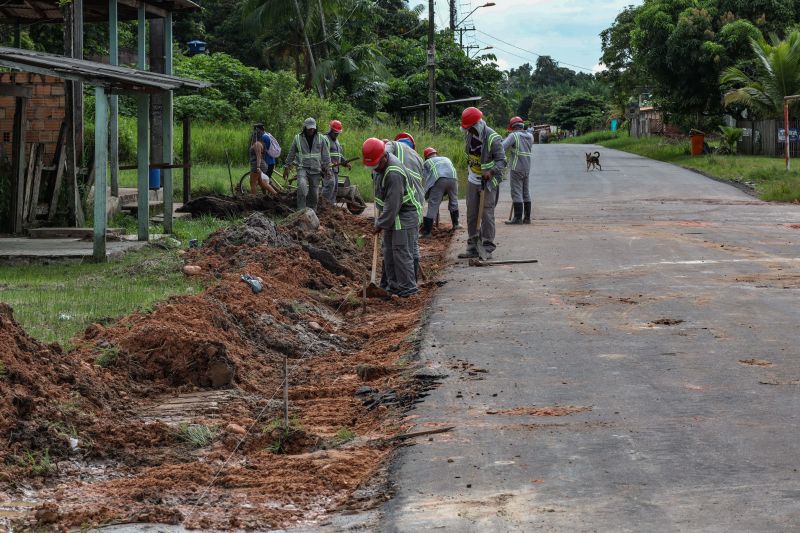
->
<box><xmin>149</xmin><ymin>168</ymin><xmax>161</xmax><ymax>190</ymax></box>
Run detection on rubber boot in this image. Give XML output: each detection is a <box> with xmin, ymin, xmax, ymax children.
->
<box><xmin>505</xmin><ymin>202</ymin><xmax>523</xmax><ymax>225</ymax></box>
<box><xmin>420</xmin><ymin>217</ymin><xmax>434</xmax><ymax>238</ymax></box>
<box><xmin>523</xmin><ymin>202</ymin><xmax>532</xmax><ymax>224</ymax></box>
<box><xmin>450</xmin><ymin>210</ymin><xmax>461</xmax><ymax>230</ymax></box>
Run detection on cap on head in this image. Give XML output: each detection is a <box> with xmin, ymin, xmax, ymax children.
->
<box><xmin>423</xmin><ymin>147</ymin><xmax>438</xmax><ymax>160</ymax></box>
<box><xmin>507</xmin><ymin>116</ymin><xmax>524</xmax><ymax>131</ymax></box>
<box><xmin>330</xmin><ymin>119</ymin><xmax>343</xmax><ymax>133</ymax></box>
<box><xmin>362</xmin><ymin>138</ymin><xmax>386</xmax><ymax>167</ymax></box>
<box><xmin>304</xmin><ymin>117</ymin><xmax>317</xmax><ymax>130</ymax></box>
<box><xmin>394</xmin><ymin>132</ymin><xmax>415</xmax><ymax>148</ymax></box>
<box><xmin>254</xmin><ymin>122</ymin><xmax>265</xmax><ymax>130</ymax></box>
<box><xmin>461</xmin><ymin>107</ymin><xmax>483</xmax><ymax>129</ymax></box>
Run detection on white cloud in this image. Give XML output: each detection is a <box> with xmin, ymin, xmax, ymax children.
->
<box><xmin>443</xmin><ymin>0</ymin><xmax>644</xmax><ymax>72</ymax></box>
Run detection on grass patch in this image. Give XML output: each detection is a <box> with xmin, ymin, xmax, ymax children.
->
<box><xmin>0</xmin><ymin>245</ymin><xmax>204</xmax><ymax>347</ymax></box>
<box><xmin>566</xmin><ymin>131</ymin><xmax>800</xmax><ymax>202</ymax></box>
<box><xmin>176</xmin><ymin>423</ymin><xmax>217</xmax><ymax>448</ymax></box>
<box><xmin>94</xmin><ymin>346</ymin><xmax>120</xmax><ymax>368</ymax></box>
<box><xmin>110</xmin><ymin>213</ymin><xmax>239</xmax><ymax>247</ymax></box>
<box><xmin>18</xmin><ymin>448</ymin><xmax>54</xmax><ymax>476</ymax></box>
<box><xmin>333</xmin><ymin>427</ymin><xmax>355</xmax><ymax>445</ymax></box>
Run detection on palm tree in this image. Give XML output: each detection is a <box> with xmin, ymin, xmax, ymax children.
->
<box><xmin>721</xmin><ymin>31</ymin><xmax>800</xmax><ymax>118</ymax></box>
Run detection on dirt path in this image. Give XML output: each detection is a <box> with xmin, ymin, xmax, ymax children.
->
<box><xmin>0</xmin><ymin>202</ymin><xmax>454</xmax><ymax>530</ymax></box>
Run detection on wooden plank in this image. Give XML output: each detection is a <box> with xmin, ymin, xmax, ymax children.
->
<box><xmin>27</xmin><ymin>145</ymin><xmax>44</xmax><ymax>224</ymax></box>
<box><xmin>137</xmin><ymin>93</ymin><xmax>150</xmax><ymax>241</ymax></box>
<box><xmin>48</xmin><ymin>131</ymin><xmax>67</xmax><ymax>222</ymax></box>
<box><xmin>162</xmin><ymin>12</ymin><xmax>174</xmax><ymax>234</ymax></box>
<box><xmin>22</xmin><ymin>143</ymin><xmax>38</xmax><ymax>223</ymax></box>
<box><xmin>182</xmin><ymin>116</ymin><xmax>191</xmax><ymax>203</ymax></box>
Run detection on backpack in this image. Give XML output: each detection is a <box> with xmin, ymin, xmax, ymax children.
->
<box><xmin>266</xmin><ymin>132</ymin><xmax>281</xmax><ymax>158</ymax></box>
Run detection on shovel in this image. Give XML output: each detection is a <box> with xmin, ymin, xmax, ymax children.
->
<box><xmin>471</xmin><ymin>181</ymin><xmax>490</xmax><ymax>261</ymax></box>
<box><xmin>364</xmin><ymin>233</ymin><xmax>389</xmax><ymax>298</ymax></box>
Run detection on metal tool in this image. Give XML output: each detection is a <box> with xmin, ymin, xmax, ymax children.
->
<box><xmin>469</xmin><ymin>258</ymin><xmax>539</xmax><ymax>267</ymax></box>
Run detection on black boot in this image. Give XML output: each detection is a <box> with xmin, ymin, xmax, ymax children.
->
<box><xmin>523</xmin><ymin>201</ymin><xmax>532</xmax><ymax>224</ymax></box>
<box><xmin>450</xmin><ymin>210</ymin><xmax>461</xmax><ymax>230</ymax></box>
<box><xmin>505</xmin><ymin>202</ymin><xmax>523</xmax><ymax>225</ymax></box>
<box><xmin>420</xmin><ymin>217</ymin><xmax>434</xmax><ymax>238</ymax></box>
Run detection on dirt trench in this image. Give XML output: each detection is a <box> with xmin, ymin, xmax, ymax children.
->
<box><xmin>0</xmin><ymin>200</ymin><xmax>454</xmax><ymax>530</ymax></box>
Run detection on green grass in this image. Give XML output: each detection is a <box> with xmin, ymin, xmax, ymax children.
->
<box><xmin>94</xmin><ymin>346</ymin><xmax>120</xmax><ymax>368</ymax></box>
<box><xmin>0</xmin><ymin>216</ymin><xmax>235</xmax><ymax>347</ymax></box>
<box><xmin>176</xmin><ymin>423</ymin><xmax>217</xmax><ymax>448</ymax></box>
<box><xmin>564</xmin><ymin>131</ymin><xmax>800</xmax><ymax>202</ymax></box>
<box><xmin>19</xmin><ymin>448</ymin><xmax>54</xmax><ymax>476</ymax></box>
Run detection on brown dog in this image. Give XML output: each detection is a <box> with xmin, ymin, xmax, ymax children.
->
<box><xmin>585</xmin><ymin>151</ymin><xmax>602</xmax><ymax>171</ymax></box>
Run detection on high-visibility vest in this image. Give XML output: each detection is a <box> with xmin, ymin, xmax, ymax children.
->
<box><xmin>508</xmin><ymin>131</ymin><xmax>532</xmax><ymax>171</ymax></box>
<box><xmin>375</xmin><ymin>164</ymin><xmax>424</xmax><ymax>230</ymax></box>
<box><xmin>293</xmin><ymin>133</ymin><xmax>324</xmax><ymax>167</ymax></box>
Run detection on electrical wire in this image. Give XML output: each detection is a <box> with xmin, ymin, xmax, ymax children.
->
<box><xmin>475</xmin><ymin>29</ymin><xmax>595</xmax><ymax>72</ymax></box>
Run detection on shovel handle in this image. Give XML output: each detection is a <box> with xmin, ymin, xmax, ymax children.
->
<box><xmin>371</xmin><ymin>233</ymin><xmax>380</xmax><ymax>284</ymax></box>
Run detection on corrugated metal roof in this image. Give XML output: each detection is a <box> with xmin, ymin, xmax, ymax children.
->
<box><xmin>0</xmin><ymin>46</ymin><xmax>210</xmax><ymax>93</ymax></box>
<box><xmin>0</xmin><ymin>0</ymin><xmax>199</xmax><ymax>23</ymax></box>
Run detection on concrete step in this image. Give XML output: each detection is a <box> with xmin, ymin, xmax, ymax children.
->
<box><xmin>122</xmin><ymin>201</ymin><xmax>165</xmax><ymax>217</ymax></box>
<box><xmin>28</xmin><ymin>227</ymin><xmax>127</xmax><ymax>239</ymax></box>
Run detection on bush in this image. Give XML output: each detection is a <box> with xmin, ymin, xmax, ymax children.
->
<box><xmin>175</xmin><ymin>95</ymin><xmax>240</xmax><ymax>122</ymax></box>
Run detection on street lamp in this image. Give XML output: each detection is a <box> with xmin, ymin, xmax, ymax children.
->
<box><xmin>470</xmin><ymin>45</ymin><xmax>493</xmax><ymax>58</ymax></box>
<box><xmin>456</xmin><ymin>2</ymin><xmax>495</xmax><ymax>28</ymax></box>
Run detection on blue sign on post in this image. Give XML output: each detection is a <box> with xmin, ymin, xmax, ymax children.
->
<box><xmin>777</xmin><ymin>128</ymin><xmax>799</xmax><ymax>142</ymax></box>
<box><xmin>611</xmin><ymin>118</ymin><xmax>619</xmax><ymax>132</ymax></box>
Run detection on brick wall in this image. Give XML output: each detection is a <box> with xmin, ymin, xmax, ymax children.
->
<box><xmin>0</xmin><ymin>72</ymin><xmax>65</xmax><ymax>164</ymax></box>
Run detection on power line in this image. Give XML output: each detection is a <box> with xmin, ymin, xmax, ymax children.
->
<box><xmin>475</xmin><ymin>29</ymin><xmax>595</xmax><ymax>72</ymax></box>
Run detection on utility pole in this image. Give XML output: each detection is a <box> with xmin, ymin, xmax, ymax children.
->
<box><xmin>449</xmin><ymin>0</ymin><xmax>456</xmax><ymax>31</ymax></box>
<box><xmin>427</xmin><ymin>0</ymin><xmax>436</xmax><ymax>132</ymax></box>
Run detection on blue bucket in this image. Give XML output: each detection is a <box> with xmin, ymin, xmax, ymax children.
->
<box><xmin>149</xmin><ymin>169</ymin><xmax>161</xmax><ymax>190</ymax></box>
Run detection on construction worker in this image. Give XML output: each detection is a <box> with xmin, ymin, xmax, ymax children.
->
<box><xmin>421</xmin><ymin>147</ymin><xmax>459</xmax><ymax>237</ymax></box>
<box><xmin>384</xmin><ymin>133</ymin><xmax>425</xmax><ymax>277</ymax></box>
<box><xmin>248</xmin><ymin>126</ymin><xmax>278</xmax><ymax>196</ymax></box>
<box><xmin>458</xmin><ymin>106</ymin><xmax>505</xmax><ymax>260</ymax></box>
<box><xmin>321</xmin><ymin>119</ymin><xmax>350</xmax><ymax>204</ymax></box>
<box><xmin>503</xmin><ymin>116</ymin><xmax>534</xmax><ymax>224</ymax></box>
<box><xmin>284</xmin><ymin>117</ymin><xmax>331</xmax><ymax>211</ymax></box>
<box><xmin>363</xmin><ymin>137</ymin><xmax>423</xmax><ymax>297</ymax></box>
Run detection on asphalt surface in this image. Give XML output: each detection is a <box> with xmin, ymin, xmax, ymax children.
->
<box><xmin>380</xmin><ymin>144</ymin><xmax>800</xmax><ymax>532</ymax></box>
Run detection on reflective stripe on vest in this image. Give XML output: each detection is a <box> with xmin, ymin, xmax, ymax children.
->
<box><xmin>379</xmin><ymin>164</ymin><xmax>424</xmax><ymax>229</ymax></box>
<box><xmin>294</xmin><ymin>134</ymin><xmax>322</xmax><ymax>163</ymax></box>
<box><xmin>323</xmin><ymin>135</ymin><xmax>342</xmax><ymax>160</ymax></box>
<box><xmin>396</xmin><ymin>144</ymin><xmax>423</xmax><ymax>183</ymax></box>
<box><xmin>509</xmin><ymin>131</ymin><xmax>532</xmax><ymax>169</ymax></box>
<box><xmin>480</xmin><ymin>132</ymin><xmax>502</xmax><ymax>171</ymax></box>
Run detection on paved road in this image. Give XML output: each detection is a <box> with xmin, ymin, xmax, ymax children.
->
<box><xmin>381</xmin><ymin>144</ymin><xmax>800</xmax><ymax>531</ymax></box>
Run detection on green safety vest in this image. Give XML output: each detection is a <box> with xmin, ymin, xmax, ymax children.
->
<box><xmin>293</xmin><ymin>133</ymin><xmax>324</xmax><ymax>166</ymax></box>
<box><xmin>508</xmin><ymin>131</ymin><xmax>532</xmax><ymax>170</ymax></box>
<box><xmin>375</xmin><ymin>164</ymin><xmax>424</xmax><ymax>230</ymax></box>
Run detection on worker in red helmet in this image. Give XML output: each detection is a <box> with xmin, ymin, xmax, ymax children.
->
<box><xmin>420</xmin><ymin>147</ymin><xmax>460</xmax><ymax>236</ymax></box>
<box><xmin>503</xmin><ymin>116</ymin><xmax>534</xmax><ymax>224</ymax></box>
<box><xmin>384</xmin><ymin>134</ymin><xmax>425</xmax><ymax>278</ymax></box>
<box><xmin>321</xmin><ymin>119</ymin><xmax>350</xmax><ymax>204</ymax></box>
<box><xmin>362</xmin><ymin>138</ymin><xmax>424</xmax><ymax>297</ymax></box>
<box><xmin>458</xmin><ymin>107</ymin><xmax>506</xmax><ymax>259</ymax></box>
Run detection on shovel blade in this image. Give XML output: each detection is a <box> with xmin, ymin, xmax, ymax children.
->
<box><xmin>364</xmin><ymin>282</ymin><xmax>389</xmax><ymax>299</ymax></box>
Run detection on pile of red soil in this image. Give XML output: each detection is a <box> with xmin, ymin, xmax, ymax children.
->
<box><xmin>1</xmin><ymin>200</ymin><xmax>454</xmax><ymax>530</ymax></box>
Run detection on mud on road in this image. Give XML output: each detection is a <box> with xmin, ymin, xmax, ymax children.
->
<box><xmin>0</xmin><ymin>201</ymin><xmax>453</xmax><ymax>530</ymax></box>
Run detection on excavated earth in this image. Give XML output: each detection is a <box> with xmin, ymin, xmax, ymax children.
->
<box><xmin>0</xmin><ymin>200</ymin><xmax>453</xmax><ymax>530</ymax></box>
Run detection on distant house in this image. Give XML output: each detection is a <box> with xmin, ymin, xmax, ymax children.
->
<box><xmin>630</xmin><ymin>107</ymin><xmax>681</xmax><ymax>138</ymax></box>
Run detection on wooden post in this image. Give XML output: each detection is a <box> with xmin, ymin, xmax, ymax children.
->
<box><xmin>137</xmin><ymin>3</ymin><xmax>146</xmax><ymax>70</ymax></box>
<box><xmin>109</xmin><ymin>0</ymin><xmax>119</xmax><ymax>197</ymax></box>
<box><xmin>93</xmin><ymin>87</ymin><xmax>109</xmax><ymax>261</ymax></box>
<box><xmin>10</xmin><ymin>95</ymin><xmax>27</xmax><ymax>234</ymax></box>
<box><xmin>786</xmin><ymin>101</ymin><xmax>791</xmax><ymax>172</ymax></box>
<box><xmin>182</xmin><ymin>116</ymin><xmax>191</xmax><ymax>204</ymax></box>
<box><xmin>162</xmin><ymin>12</ymin><xmax>174</xmax><ymax>233</ymax></box>
<box><xmin>73</xmin><ymin>0</ymin><xmax>84</xmax><ymax>166</ymax></box>
<box><xmin>137</xmin><ymin>94</ymin><xmax>150</xmax><ymax>241</ymax></box>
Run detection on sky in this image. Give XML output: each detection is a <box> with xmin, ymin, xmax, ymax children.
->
<box><xmin>428</xmin><ymin>0</ymin><xmax>643</xmax><ymax>73</ymax></box>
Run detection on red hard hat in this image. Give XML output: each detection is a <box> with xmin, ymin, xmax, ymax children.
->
<box><xmin>395</xmin><ymin>132</ymin><xmax>415</xmax><ymax>147</ymax></box>
<box><xmin>362</xmin><ymin>138</ymin><xmax>386</xmax><ymax>167</ymax></box>
<box><xmin>461</xmin><ymin>107</ymin><xmax>483</xmax><ymax>129</ymax></box>
<box><xmin>423</xmin><ymin>147</ymin><xmax>438</xmax><ymax>160</ymax></box>
<box><xmin>507</xmin><ymin>116</ymin><xmax>524</xmax><ymax>131</ymax></box>
<box><xmin>330</xmin><ymin>119</ymin><xmax>343</xmax><ymax>133</ymax></box>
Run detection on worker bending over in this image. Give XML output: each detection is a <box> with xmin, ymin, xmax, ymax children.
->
<box><xmin>363</xmin><ymin>138</ymin><xmax>423</xmax><ymax>298</ymax></box>
<box><xmin>458</xmin><ymin>107</ymin><xmax>506</xmax><ymax>260</ymax></box>
<box><xmin>284</xmin><ymin>117</ymin><xmax>331</xmax><ymax>211</ymax></box>
<box><xmin>384</xmin><ymin>132</ymin><xmax>425</xmax><ymax>277</ymax></box>
<box><xmin>321</xmin><ymin>119</ymin><xmax>350</xmax><ymax>204</ymax></box>
<box><xmin>421</xmin><ymin>146</ymin><xmax>459</xmax><ymax>237</ymax></box>
<box><xmin>503</xmin><ymin>116</ymin><xmax>534</xmax><ymax>224</ymax></box>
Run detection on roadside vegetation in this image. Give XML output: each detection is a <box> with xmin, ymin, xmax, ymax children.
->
<box><xmin>563</xmin><ymin>131</ymin><xmax>800</xmax><ymax>202</ymax></box>
<box><xmin>0</xmin><ymin>216</ymin><xmax>235</xmax><ymax>347</ymax></box>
